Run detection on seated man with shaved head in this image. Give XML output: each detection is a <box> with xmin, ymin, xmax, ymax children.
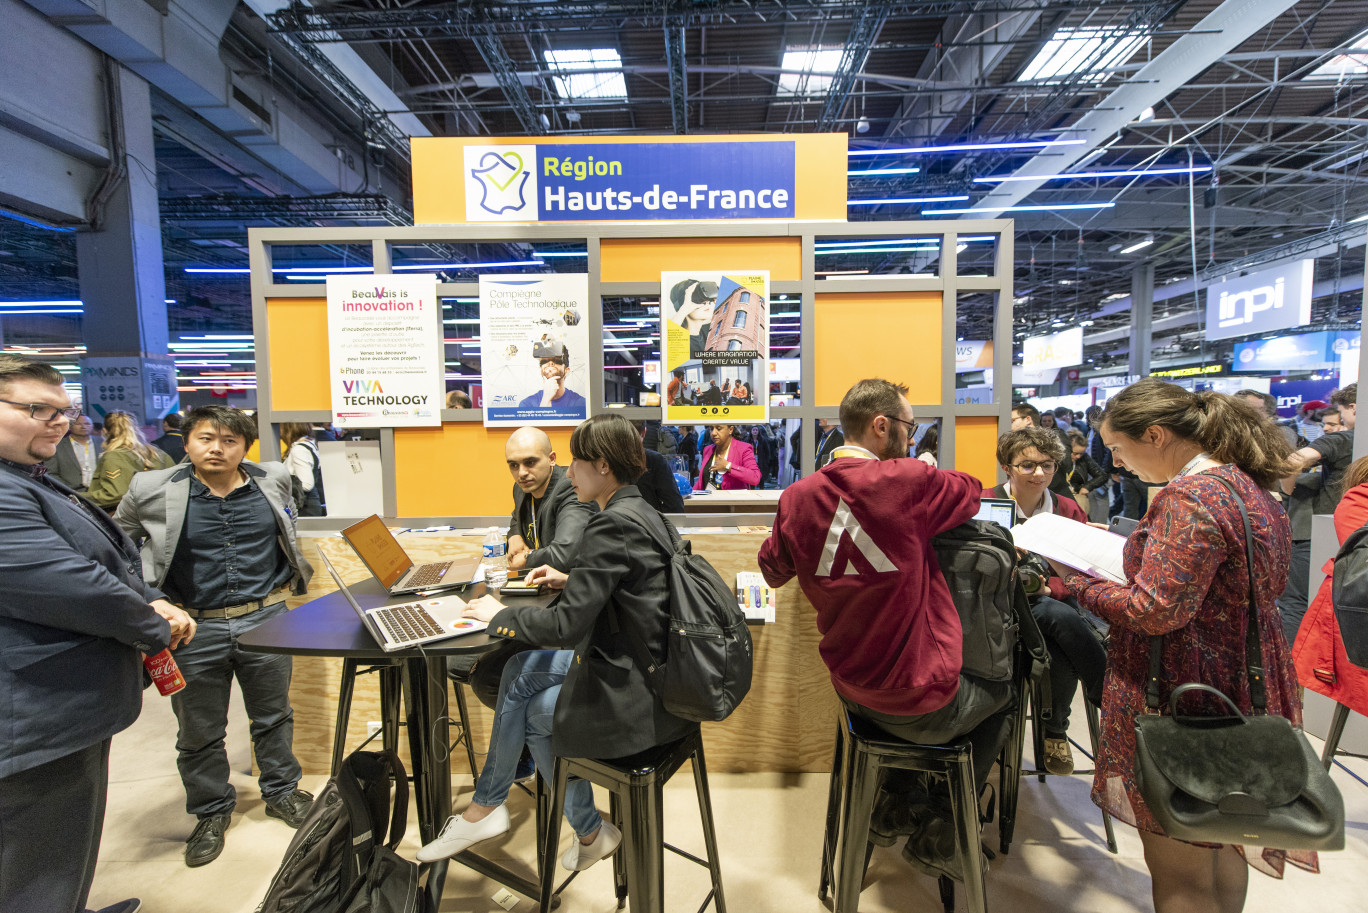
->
<box><xmin>505</xmin><ymin>426</ymin><xmax>596</xmax><ymax>573</ymax></box>
<box><xmin>454</xmin><ymin>427</ymin><xmax>599</xmax><ymax>711</ymax></box>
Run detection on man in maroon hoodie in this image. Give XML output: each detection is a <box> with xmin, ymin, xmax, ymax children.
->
<box><xmin>758</xmin><ymin>378</ymin><xmax>1014</xmax><ymax>879</ymax></box>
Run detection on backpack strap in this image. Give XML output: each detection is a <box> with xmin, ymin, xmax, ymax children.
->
<box><xmin>605</xmin><ymin>497</ymin><xmax>676</xmax><ymax>696</ymax></box>
<box><xmin>336</xmin><ymin>753</ymin><xmax>381</xmax><ymax>881</ymax></box>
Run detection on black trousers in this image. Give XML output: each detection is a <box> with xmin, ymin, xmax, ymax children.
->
<box><xmin>0</xmin><ymin>739</ymin><xmax>110</xmax><ymax>913</ymax></box>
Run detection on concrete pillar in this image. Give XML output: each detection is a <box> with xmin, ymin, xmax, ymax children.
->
<box><xmin>76</xmin><ymin>63</ymin><xmax>175</xmax><ymax>428</ymax></box>
<box><xmin>76</xmin><ymin>63</ymin><xmax>168</xmax><ymax>360</ymax></box>
<box><xmin>1128</xmin><ymin>262</ymin><xmax>1155</xmax><ymax>377</ymax></box>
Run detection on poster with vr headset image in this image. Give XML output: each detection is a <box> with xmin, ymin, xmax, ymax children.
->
<box><xmin>480</xmin><ymin>274</ymin><xmax>590</xmax><ymax>426</ymax></box>
<box><xmin>661</xmin><ymin>270</ymin><xmax>769</xmax><ymax>425</ymax></box>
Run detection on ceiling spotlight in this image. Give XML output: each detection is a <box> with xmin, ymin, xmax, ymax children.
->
<box><xmin>565</xmin><ymin>110</ymin><xmax>582</xmax><ymax>125</ymax></box>
<box><xmin>856</xmin><ymin>116</ymin><xmax>871</xmax><ymax>134</ymax></box>
<box><xmin>1136</xmin><ymin>106</ymin><xmax>1156</xmax><ymax>123</ymax></box>
<box><xmin>1121</xmin><ymin>237</ymin><xmax>1155</xmax><ymax>254</ymax></box>
<box><xmin>539</xmin><ymin>113</ymin><xmax>551</xmax><ymax>130</ymax></box>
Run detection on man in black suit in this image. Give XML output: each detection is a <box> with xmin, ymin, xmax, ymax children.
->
<box><xmin>151</xmin><ymin>412</ymin><xmax>185</xmax><ymax>463</ymax></box>
<box><xmin>46</xmin><ymin>413</ymin><xmax>102</xmax><ymax>491</ymax></box>
<box><xmin>0</xmin><ymin>355</ymin><xmax>195</xmax><ymax>913</ymax></box>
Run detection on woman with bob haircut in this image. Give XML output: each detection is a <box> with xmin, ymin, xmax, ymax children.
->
<box><xmin>416</xmin><ymin>413</ymin><xmax>695</xmax><ymax>873</ymax></box>
<box><xmin>1058</xmin><ymin>378</ymin><xmax>1312</xmax><ymax>911</ymax></box>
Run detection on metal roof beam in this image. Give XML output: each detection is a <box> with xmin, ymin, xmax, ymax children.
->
<box><xmin>472</xmin><ymin>35</ymin><xmax>545</xmax><ymax>135</ymax></box>
<box><xmin>665</xmin><ymin>26</ymin><xmax>688</xmax><ymax>134</ymax></box>
<box><xmin>816</xmin><ymin>4</ymin><xmax>890</xmax><ymax>132</ymax></box>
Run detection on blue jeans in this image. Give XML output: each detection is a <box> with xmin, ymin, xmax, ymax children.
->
<box><xmin>170</xmin><ymin>602</ymin><xmax>301</xmax><ymax>817</ymax></box>
<box><xmin>471</xmin><ymin>649</ymin><xmax>602</xmax><ymax>838</ymax></box>
<box><xmin>1031</xmin><ymin>597</ymin><xmax>1107</xmax><ymax>738</ymax></box>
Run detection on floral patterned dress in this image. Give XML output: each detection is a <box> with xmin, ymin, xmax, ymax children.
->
<box><xmin>1065</xmin><ymin>463</ymin><xmax>1317</xmax><ymax>877</ymax></box>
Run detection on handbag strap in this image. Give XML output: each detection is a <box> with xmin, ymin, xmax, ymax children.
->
<box><xmin>1144</xmin><ymin>472</ymin><xmax>1267</xmax><ymax>712</ymax></box>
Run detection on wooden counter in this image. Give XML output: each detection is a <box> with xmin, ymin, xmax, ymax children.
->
<box><xmin>288</xmin><ymin>529</ymin><xmax>838</xmax><ymax>776</ymax></box>
<box><xmin>681</xmin><ymin>489</ymin><xmax>783</xmax><ymax>513</ymax></box>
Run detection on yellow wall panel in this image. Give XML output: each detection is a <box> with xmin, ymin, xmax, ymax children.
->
<box><xmin>600</xmin><ymin>237</ymin><xmax>802</xmax><ymax>283</ymax></box>
<box><xmin>813</xmin><ymin>292</ymin><xmax>942</xmax><ymax>406</ymax></box>
<box><xmin>266</xmin><ymin>297</ymin><xmax>330</xmax><ymax>412</ymax></box>
<box><xmin>394</xmin><ymin>423</ymin><xmax>575</xmax><ymax>517</ymax></box>
<box><xmin>955</xmin><ymin>416</ymin><xmax>1002</xmax><ymax>489</ymax></box>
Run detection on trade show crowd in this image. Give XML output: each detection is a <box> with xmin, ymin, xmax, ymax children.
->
<box><xmin>2</xmin><ymin>350</ymin><xmax>1360</xmax><ymax>913</ymax></box>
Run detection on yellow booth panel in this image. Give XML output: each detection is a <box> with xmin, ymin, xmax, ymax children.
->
<box><xmin>813</xmin><ymin>291</ymin><xmax>942</xmax><ymax>406</ymax></box>
<box><xmin>600</xmin><ymin>237</ymin><xmax>802</xmax><ymax>283</ymax></box>
<box><xmin>955</xmin><ymin>416</ymin><xmax>1002</xmax><ymax>488</ymax></box>
<box><xmin>394</xmin><ymin>423</ymin><xmax>575</xmax><ymax>516</ymax></box>
<box><xmin>266</xmin><ymin>297</ymin><xmax>330</xmax><ymax>412</ymax></box>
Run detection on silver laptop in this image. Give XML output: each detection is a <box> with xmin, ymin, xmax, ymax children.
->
<box><xmin>340</xmin><ymin>514</ymin><xmax>482</xmax><ymax>596</ymax></box>
<box><xmin>316</xmin><ymin>549</ymin><xmax>488</xmax><ymax>652</ymax></box>
<box><xmin>975</xmin><ymin>497</ymin><xmax>1018</xmax><ymax>529</ymax></box>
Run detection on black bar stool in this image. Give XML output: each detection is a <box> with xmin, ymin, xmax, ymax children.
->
<box><xmin>1322</xmin><ymin>702</ymin><xmax>1359</xmax><ymax>770</ymax></box>
<box><xmin>537</xmin><ymin>728</ymin><xmax>727</xmax><ymax>913</ymax></box>
<box><xmin>330</xmin><ymin>658</ymin><xmax>402</xmax><ymax>774</ymax></box>
<box><xmin>1027</xmin><ymin>682</ymin><xmax>1117</xmax><ymax>853</ymax></box>
<box><xmin>818</xmin><ymin>708</ymin><xmax>988</xmax><ymax>913</ymax></box>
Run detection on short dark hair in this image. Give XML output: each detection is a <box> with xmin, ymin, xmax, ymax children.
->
<box><xmin>570</xmin><ymin>414</ymin><xmax>646</xmax><ymax>484</ymax></box>
<box><xmin>1234</xmin><ymin>389</ymin><xmax>1277</xmax><ymax>418</ymax></box>
<box><xmin>183</xmin><ymin>405</ymin><xmax>258</xmax><ymax>448</ymax></box>
<box><xmin>162</xmin><ymin>412</ymin><xmax>183</xmax><ymax>430</ymax></box>
<box><xmin>1011</xmin><ymin>402</ymin><xmax>1040</xmax><ymax>425</ymax></box>
<box><xmin>1066</xmin><ymin>428</ymin><xmax>1087</xmax><ymax>448</ymax></box>
<box><xmin>839</xmin><ymin>378</ymin><xmax>910</xmax><ymax>439</ymax></box>
<box><xmin>1053</xmin><ymin>406</ymin><xmax>1075</xmax><ymax>421</ymax></box>
<box><xmin>997</xmin><ymin>426</ymin><xmax>1066</xmax><ymax>467</ymax></box>
<box><xmin>0</xmin><ymin>354</ymin><xmax>63</xmax><ymax>394</ymax></box>
<box><xmin>1323</xmin><ymin>406</ymin><xmax>1342</xmax><ymax>420</ymax></box>
<box><xmin>1332</xmin><ymin>383</ymin><xmax>1357</xmax><ymax>407</ymax></box>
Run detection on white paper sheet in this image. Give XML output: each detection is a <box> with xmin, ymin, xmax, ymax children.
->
<box><xmin>1010</xmin><ymin>513</ymin><xmax>1128</xmax><ymax>584</ymax></box>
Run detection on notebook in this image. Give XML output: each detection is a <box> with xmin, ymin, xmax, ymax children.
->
<box><xmin>316</xmin><ymin>549</ymin><xmax>487</xmax><ymax>651</ymax></box>
<box><xmin>975</xmin><ymin>497</ymin><xmax>1018</xmax><ymax>530</ymax></box>
<box><xmin>340</xmin><ymin>514</ymin><xmax>482</xmax><ymax>595</ymax></box>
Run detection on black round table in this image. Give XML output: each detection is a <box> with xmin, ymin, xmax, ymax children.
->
<box><xmin>239</xmin><ymin>577</ymin><xmax>554</xmax><ymax>907</ymax></box>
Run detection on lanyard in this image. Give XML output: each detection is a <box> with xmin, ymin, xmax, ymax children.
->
<box><xmin>830</xmin><ymin>444</ymin><xmax>879</xmax><ymax>461</ymax></box>
<box><xmin>1177</xmin><ymin>451</ymin><xmax>1213</xmax><ymax>478</ymax></box>
<box><xmin>1003</xmin><ymin>480</ymin><xmax>1053</xmax><ymax>522</ymax></box>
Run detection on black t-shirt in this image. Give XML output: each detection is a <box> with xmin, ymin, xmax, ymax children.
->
<box><xmin>1310</xmin><ymin>429</ymin><xmax>1355</xmax><ymax>512</ymax></box>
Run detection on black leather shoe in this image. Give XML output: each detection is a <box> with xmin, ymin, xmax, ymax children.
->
<box><xmin>184</xmin><ymin>814</ymin><xmax>230</xmax><ymax>867</ymax></box>
<box><xmin>265</xmin><ymin>788</ymin><xmax>315</xmax><ymax>829</ymax></box>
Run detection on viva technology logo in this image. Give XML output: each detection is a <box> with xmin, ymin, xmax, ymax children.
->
<box><xmin>342</xmin><ymin>379</ymin><xmax>384</xmax><ymax>394</ymax></box>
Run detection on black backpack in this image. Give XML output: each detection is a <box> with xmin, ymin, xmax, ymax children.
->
<box><xmin>258</xmin><ymin>750</ymin><xmax>423</xmax><ymax>913</ymax></box>
<box><xmin>1330</xmin><ymin>524</ymin><xmax>1368</xmax><ymax>668</ymax></box>
<box><xmin>931</xmin><ymin>520</ymin><xmax>1049</xmax><ymax>690</ymax></box>
<box><xmin>615</xmin><ymin>500</ymin><xmax>754</xmax><ymax>722</ymax></box>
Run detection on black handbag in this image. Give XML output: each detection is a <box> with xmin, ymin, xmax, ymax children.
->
<box><xmin>1132</xmin><ymin>475</ymin><xmax>1344</xmax><ymax>850</ymax></box>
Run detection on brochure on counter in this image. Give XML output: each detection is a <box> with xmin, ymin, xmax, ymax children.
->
<box><xmin>1009</xmin><ymin>513</ymin><xmax>1128</xmax><ymax>584</ymax></box>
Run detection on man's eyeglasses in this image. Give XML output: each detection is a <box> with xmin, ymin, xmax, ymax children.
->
<box><xmin>885</xmin><ymin>416</ymin><xmax>919</xmax><ymax>436</ymax></box>
<box><xmin>1011</xmin><ymin>460</ymin><xmax>1058</xmax><ymax>475</ymax></box>
<box><xmin>0</xmin><ymin>399</ymin><xmax>81</xmax><ymax>422</ymax></box>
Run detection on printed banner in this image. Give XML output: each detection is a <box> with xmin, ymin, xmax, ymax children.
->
<box><xmin>480</xmin><ymin>274</ymin><xmax>591</xmax><ymax>427</ymax></box>
<box><xmin>326</xmin><ymin>274</ymin><xmax>442</xmax><ymax>428</ymax></box>
<box><xmin>661</xmin><ymin>270</ymin><xmax>769</xmax><ymax>425</ymax></box>
<box><xmin>80</xmin><ymin>356</ymin><xmax>179</xmax><ymax>427</ymax></box>
<box><xmin>1205</xmin><ymin>259</ymin><xmax>1314</xmax><ymax>341</ymax></box>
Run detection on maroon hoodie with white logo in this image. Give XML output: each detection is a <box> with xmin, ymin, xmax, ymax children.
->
<box><xmin>759</xmin><ymin>455</ymin><xmax>981</xmax><ymax>715</ymax></box>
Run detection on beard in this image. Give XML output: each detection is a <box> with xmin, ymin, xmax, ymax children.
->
<box><xmin>877</xmin><ymin>433</ymin><xmax>909</xmax><ymax>462</ymax></box>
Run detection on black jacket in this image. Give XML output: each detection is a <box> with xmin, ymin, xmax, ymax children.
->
<box><xmin>635</xmin><ymin>449</ymin><xmax>686</xmax><ymax>513</ymax></box>
<box><xmin>507</xmin><ymin>464</ymin><xmax>596</xmax><ymax>570</ymax></box>
<box><xmin>488</xmin><ymin>487</ymin><xmax>696</xmax><ymax>759</ymax></box>
<box><xmin>1069</xmin><ymin>452</ymin><xmax>1108</xmax><ymax>493</ymax></box>
<box><xmin>152</xmin><ymin>431</ymin><xmax>186</xmax><ymax>463</ymax></box>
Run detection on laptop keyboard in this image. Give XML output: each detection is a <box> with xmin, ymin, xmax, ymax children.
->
<box><xmin>377</xmin><ymin>603</ymin><xmax>445</xmax><ymax>643</ymax></box>
<box><xmin>406</xmin><ymin>561</ymin><xmax>451</xmax><ymax>588</ymax></box>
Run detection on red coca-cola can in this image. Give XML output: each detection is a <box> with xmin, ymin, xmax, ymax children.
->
<box><xmin>144</xmin><ymin>649</ymin><xmax>187</xmax><ymax>696</ymax></box>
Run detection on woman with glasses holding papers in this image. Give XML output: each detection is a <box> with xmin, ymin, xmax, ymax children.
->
<box><xmin>1056</xmin><ymin>379</ymin><xmax>1308</xmax><ymax>913</ymax></box>
<box><xmin>987</xmin><ymin>426</ymin><xmax>1107</xmax><ymax>776</ymax></box>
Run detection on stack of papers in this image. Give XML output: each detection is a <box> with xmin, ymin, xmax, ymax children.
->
<box><xmin>1009</xmin><ymin>513</ymin><xmax>1128</xmax><ymax>584</ymax></box>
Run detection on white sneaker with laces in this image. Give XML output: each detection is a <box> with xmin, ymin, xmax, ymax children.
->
<box><xmin>415</xmin><ymin>805</ymin><xmax>510</xmax><ymax>863</ymax></box>
<box><xmin>559</xmin><ymin>820</ymin><xmax>622</xmax><ymax>872</ymax></box>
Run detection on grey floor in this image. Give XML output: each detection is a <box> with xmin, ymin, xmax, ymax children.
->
<box><xmin>88</xmin><ymin>684</ymin><xmax>1368</xmax><ymax>913</ymax></box>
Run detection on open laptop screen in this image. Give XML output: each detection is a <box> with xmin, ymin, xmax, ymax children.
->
<box><xmin>341</xmin><ymin>515</ymin><xmax>411</xmax><ymax>589</ymax></box>
<box><xmin>974</xmin><ymin>497</ymin><xmax>1017</xmax><ymax>529</ymax></box>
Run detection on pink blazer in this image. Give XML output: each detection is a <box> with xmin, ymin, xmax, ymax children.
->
<box><xmin>696</xmin><ymin>439</ymin><xmax>762</xmax><ymax>491</ymax></box>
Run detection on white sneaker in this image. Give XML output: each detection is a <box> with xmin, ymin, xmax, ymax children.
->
<box><xmin>416</xmin><ymin>805</ymin><xmax>510</xmax><ymax>863</ymax></box>
<box><xmin>559</xmin><ymin>820</ymin><xmax>622</xmax><ymax>872</ymax></box>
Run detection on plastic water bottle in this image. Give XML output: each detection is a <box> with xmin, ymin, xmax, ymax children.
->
<box><xmin>482</xmin><ymin>527</ymin><xmax>508</xmax><ymax>592</ymax></box>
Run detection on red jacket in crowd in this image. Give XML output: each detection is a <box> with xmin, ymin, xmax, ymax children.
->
<box><xmin>758</xmin><ymin>453</ymin><xmax>982</xmax><ymax>715</ymax></box>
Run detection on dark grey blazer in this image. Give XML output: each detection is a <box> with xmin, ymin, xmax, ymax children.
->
<box><xmin>45</xmin><ymin>433</ymin><xmax>102</xmax><ymax>490</ymax></box>
<box><xmin>0</xmin><ymin>463</ymin><xmax>170</xmax><ymax>779</ymax></box>
<box><xmin>489</xmin><ymin>486</ymin><xmax>696</xmax><ymax>759</ymax></box>
<box><xmin>507</xmin><ymin>464</ymin><xmax>596</xmax><ymax>570</ymax></box>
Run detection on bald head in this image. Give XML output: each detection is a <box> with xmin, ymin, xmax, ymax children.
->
<box><xmin>506</xmin><ymin>426</ymin><xmax>557</xmax><ymax>498</ymax></box>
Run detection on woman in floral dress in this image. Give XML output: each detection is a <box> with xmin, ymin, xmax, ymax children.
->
<box><xmin>1060</xmin><ymin>379</ymin><xmax>1316</xmax><ymax>912</ymax></box>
